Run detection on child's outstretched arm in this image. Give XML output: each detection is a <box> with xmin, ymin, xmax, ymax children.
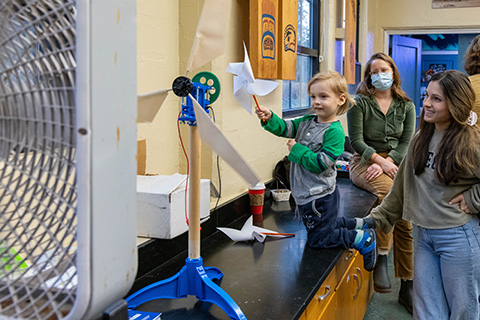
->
<box><xmin>255</xmin><ymin>105</ymin><xmax>272</xmax><ymax>122</ymax></box>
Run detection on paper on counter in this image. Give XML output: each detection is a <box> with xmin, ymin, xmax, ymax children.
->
<box><xmin>190</xmin><ymin>94</ymin><xmax>260</xmax><ymax>187</ymax></box>
<box><xmin>217</xmin><ymin>216</ymin><xmax>291</xmax><ymax>243</ymax></box>
<box><xmin>226</xmin><ymin>42</ymin><xmax>279</xmax><ymax>114</ymax></box>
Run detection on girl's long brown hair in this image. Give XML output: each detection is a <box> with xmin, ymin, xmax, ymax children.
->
<box><xmin>356</xmin><ymin>52</ymin><xmax>412</xmax><ymax>102</ymax></box>
<box><xmin>413</xmin><ymin>70</ymin><xmax>480</xmax><ymax>184</ymax></box>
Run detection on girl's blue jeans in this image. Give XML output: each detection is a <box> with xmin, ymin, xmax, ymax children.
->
<box><xmin>298</xmin><ymin>187</ymin><xmax>357</xmax><ymax>249</ymax></box>
<box><xmin>414</xmin><ymin>217</ymin><xmax>480</xmax><ymax>320</ymax></box>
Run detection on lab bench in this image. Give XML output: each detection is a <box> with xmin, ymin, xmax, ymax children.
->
<box><xmin>128</xmin><ymin>177</ymin><xmax>377</xmax><ymax>320</ymax></box>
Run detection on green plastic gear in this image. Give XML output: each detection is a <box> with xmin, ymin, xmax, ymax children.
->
<box><xmin>192</xmin><ymin>71</ymin><xmax>221</xmax><ymax>103</ymax></box>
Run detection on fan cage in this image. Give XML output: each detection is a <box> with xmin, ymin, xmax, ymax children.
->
<box><xmin>0</xmin><ymin>0</ymin><xmax>78</xmax><ymax>319</ymax></box>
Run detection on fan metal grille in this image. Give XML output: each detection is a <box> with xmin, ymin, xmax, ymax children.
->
<box><xmin>0</xmin><ymin>0</ymin><xmax>77</xmax><ymax>319</ymax></box>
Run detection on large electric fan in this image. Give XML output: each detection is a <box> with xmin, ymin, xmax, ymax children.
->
<box><xmin>0</xmin><ymin>1</ymin><xmax>137</xmax><ymax>319</ymax></box>
<box><xmin>129</xmin><ymin>0</ymin><xmax>259</xmax><ymax>319</ymax></box>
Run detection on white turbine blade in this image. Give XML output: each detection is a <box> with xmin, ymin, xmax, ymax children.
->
<box><xmin>186</xmin><ymin>0</ymin><xmax>232</xmax><ymax>73</ymax></box>
<box><xmin>189</xmin><ymin>94</ymin><xmax>260</xmax><ymax>186</ymax></box>
<box><xmin>137</xmin><ymin>89</ymin><xmax>169</xmax><ymax>123</ymax></box>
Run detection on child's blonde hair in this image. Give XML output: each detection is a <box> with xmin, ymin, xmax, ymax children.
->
<box><xmin>307</xmin><ymin>70</ymin><xmax>355</xmax><ymax>115</ymax></box>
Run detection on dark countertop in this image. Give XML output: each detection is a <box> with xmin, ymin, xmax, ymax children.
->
<box><xmin>129</xmin><ymin>178</ymin><xmax>377</xmax><ymax>320</ymax></box>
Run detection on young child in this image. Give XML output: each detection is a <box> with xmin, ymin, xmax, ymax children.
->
<box><xmin>255</xmin><ymin>70</ymin><xmax>377</xmax><ymax>271</ymax></box>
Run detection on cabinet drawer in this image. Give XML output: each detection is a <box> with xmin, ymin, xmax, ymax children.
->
<box><xmin>335</xmin><ymin>249</ymin><xmax>356</xmax><ymax>288</ymax></box>
<box><xmin>305</xmin><ymin>266</ymin><xmax>337</xmax><ymax>320</ymax></box>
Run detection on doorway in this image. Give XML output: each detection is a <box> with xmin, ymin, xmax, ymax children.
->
<box><xmin>385</xmin><ymin>30</ymin><xmax>480</xmax><ymax>124</ymax></box>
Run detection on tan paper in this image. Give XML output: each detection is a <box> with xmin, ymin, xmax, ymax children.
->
<box><xmin>186</xmin><ymin>0</ymin><xmax>232</xmax><ymax>73</ymax></box>
<box><xmin>137</xmin><ymin>139</ymin><xmax>147</xmax><ymax>175</ymax></box>
<box><xmin>137</xmin><ymin>89</ymin><xmax>169</xmax><ymax>123</ymax></box>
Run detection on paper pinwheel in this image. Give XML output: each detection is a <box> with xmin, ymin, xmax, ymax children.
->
<box><xmin>226</xmin><ymin>42</ymin><xmax>279</xmax><ymax>114</ymax></box>
<box><xmin>217</xmin><ymin>216</ymin><xmax>295</xmax><ymax>243</ymax></box>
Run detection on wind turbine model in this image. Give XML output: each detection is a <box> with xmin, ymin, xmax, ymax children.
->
<box><xmin>127</xmin><ymin>1</ymin><xmax>258</xmax><ymax>319</ymax></box>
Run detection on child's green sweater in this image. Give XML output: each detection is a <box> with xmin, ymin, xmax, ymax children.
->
<box><xmin>262</xmin><ymin>112</ymin><xmax>345</xmax><ymax>206</ymax></box>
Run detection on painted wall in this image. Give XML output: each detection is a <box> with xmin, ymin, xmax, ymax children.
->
<box><xmin>362</xmin><ymin>0</ymin><xmax>480</xmax><ymax>56</ymax></box>
<box><xmin>137</xmin><ymin>0</ymin><xmax>287</xmax><ymax>207</ymax></box>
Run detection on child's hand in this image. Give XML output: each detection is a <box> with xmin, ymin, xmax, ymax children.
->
<box><xmin>287</xmin><ymin>139</ymin><xmax>296</xmax><ymax>151</ymax></box>
<box><xmin>255</xmin><ymin>105</ymin><xmax>272</xmax><ymax>121</ymax></box>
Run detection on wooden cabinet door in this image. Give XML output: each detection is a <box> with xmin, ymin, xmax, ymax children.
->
<box><xmin>305</xmin><ymin>268</ymin><xmax>337</xmax><ymax>320</ymax></box>
<box><xmin>335</xmin><ymin>264</ymin><xmax>355</xmax><ymax>320</ymax></box>
<box><xmin>301</xmin><ymin>250</ymin><xmax>374</xmax><ymax>320</ymax></box>
<box><xmin>318</xmin><ymin>294</ymin><xmax>337</xmax><ymax>320</ymax></box>
<box><xmin>352</xmin><ymin>255</ymin><xmax>374</xmax><ymax>319</ymax></box>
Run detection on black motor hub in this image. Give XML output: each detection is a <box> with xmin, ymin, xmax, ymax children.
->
<box><xmin>172</xmin><ymin>76</ymin><xmax>193</xmax><ymax>97</ymax></box>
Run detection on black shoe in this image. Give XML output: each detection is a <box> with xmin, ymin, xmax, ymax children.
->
<box><xmin>355</xmin><ymin>229</ymin><xmax>377</xmax><ymax>271</ymax></box>
<box><xmin>373</xmin><ymin>254</ymin><xmax>392</xmax><ymax>293</ymax></box>
<box><xmin>398</xmin><ymin>279</ymin><xmax>413</xmax><ymax>315</ymax></box>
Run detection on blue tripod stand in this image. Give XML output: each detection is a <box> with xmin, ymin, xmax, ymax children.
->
<box><xmin>126</xmin><ymin>77</ymin><xmax>247</xmax><ymax>320</ymax></box>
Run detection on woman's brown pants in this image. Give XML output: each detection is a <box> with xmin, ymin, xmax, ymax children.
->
<box><xmin>349</xmin><ymin>153</ymin><xmax>414</xmax><ymax>279</ymax></box>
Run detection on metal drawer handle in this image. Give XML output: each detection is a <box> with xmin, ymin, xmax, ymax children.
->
<box><xmin>345</xmin><ymin>249</ymin><xmax>354</xmax><ymax>260</ymax></box>
<box><xmin>353</xmin><ymin>274</ymin><xmax>361</xmax><ymax>300</ymax></box>
<box><xmin>317</xmin><ymin>285</ymin><xmax>331</xmax><ymax>301</ymax></box>
<box><xmin>353</xmin><ymin>267</ymin><xmax>363</xmax><ymax>300</ymax></box>
<box><xmin>355</xmin><ymin>267</ymin><xmax>363</xmax><ymax>288</ymax></box>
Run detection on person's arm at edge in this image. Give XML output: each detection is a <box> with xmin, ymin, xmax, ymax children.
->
<box><xmin>367</xmin><ymin>149</ymin><xmax>408</xmax><ymax>233</ymax></box>
<box><xmin>461</xmin><ymin>159</ymin><xmax>480</xmax><ymax>213</ymax></box>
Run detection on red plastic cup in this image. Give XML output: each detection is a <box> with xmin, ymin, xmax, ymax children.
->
<box><xmin>248</xmin><ymin>183</ymin><xmax>265</xmax><ymax>215</ymax></box>
<box><xmin>252</xmin><ymin>212</ymin><xmax>264</xmax><ymax>227</ymax></box>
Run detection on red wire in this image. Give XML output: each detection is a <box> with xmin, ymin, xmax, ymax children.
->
<box><xmin>177</xmin><ymin>112</ymin><xmax>189</xmax><ymax>226</ymax></box>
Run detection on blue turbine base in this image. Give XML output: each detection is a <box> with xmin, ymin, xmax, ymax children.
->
<box><xmin>126</xmin><ymin>257</ymin><xmax>246</xmax><ymax>320</ymax></box>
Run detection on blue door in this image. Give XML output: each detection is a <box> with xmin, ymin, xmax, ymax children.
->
<box><xmin>391</xmin><ymin>35</ymin><xmax>422</xmax><ymax>126</ymax></box>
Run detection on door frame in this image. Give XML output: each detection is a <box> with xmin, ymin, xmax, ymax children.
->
<box><xmin>383</xmin><ymin>28</ymin><xmax>480</xmax><ymax>53</ymax></box>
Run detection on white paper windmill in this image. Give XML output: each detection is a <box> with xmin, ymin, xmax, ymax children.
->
<box><xmin>226</xmin><ymin>42</ymin><xmax>279</xmax><ymax>114</ymax></box>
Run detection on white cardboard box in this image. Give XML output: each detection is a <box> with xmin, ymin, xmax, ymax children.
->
<box><xmin>136</xmin><ymin>174</ymin><xmax>210</xmax><ymax>239</ymax></box>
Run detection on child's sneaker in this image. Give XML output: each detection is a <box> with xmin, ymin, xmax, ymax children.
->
<box><xmin>354</xmin><ymin>229</ymin><xmax>377</xmax><ymax>271</ymax></box>
<box><xmin>354</xmin><ymin>217</ymin><xmax>376</xmax><ymax>230</ymax></box>
<box><xmin>362</xmin><ymin>217</ymin><xmax>375</xmax><ymax>230</ymax></box>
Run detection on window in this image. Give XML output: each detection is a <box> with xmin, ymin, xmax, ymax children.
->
<box><xmin>282</xmin><ymin>0</ymin><xmax>319</xmax><ymax>116</ymax></box>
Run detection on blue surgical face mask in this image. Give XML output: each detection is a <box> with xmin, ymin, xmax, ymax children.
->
<box><xmin>371</xmin><ymin>72</ymin><xmax>393</xmax><ymax>91</ymax></box>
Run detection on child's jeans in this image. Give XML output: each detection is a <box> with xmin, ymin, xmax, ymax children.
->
<box><xmin>298</xmin><ymin>187</ymin><xmax>357</xmax><ymax>249</ymax></box>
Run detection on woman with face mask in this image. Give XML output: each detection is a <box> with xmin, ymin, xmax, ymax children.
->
<box><xmin>347</xmin><ymin>52</ymin><xmax>416</xmax><ymax>314</ymax></box>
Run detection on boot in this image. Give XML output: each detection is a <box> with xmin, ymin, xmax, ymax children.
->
<box><xmin>398</xmin><ymin>279</ymin><xmax>413</xmax><ymax>315</ymax></box>
<box><xmin>373</xmin><ymin>254</ymin><xmax>392</xmax><ymax>292</ymax></box>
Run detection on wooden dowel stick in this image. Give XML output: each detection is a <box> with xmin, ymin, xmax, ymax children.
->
<box><xmin>189</xmin><ymin>126</ymin><xmax>201</xmax><ymax>259</ymax></box>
